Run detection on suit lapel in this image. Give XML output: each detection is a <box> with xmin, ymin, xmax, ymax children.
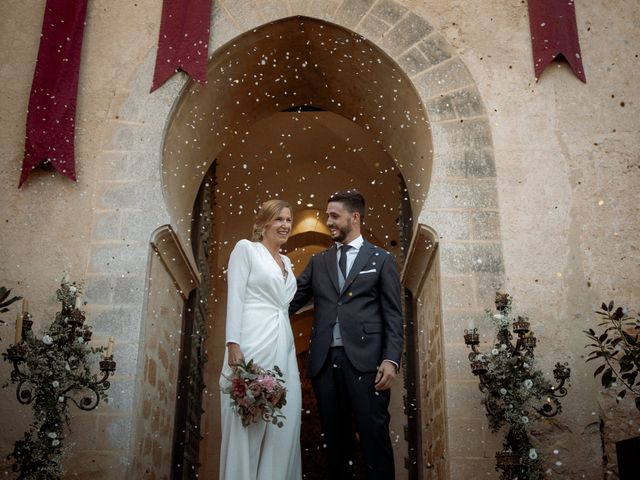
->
<box><xmin>342</xmin><ymin>241</ymin><xmax>375</xmax><ymax>293</ymax></box>
<box><xmin>324</xmin><ymin>244</ymin><xmax>340</xmax><ymax>294</ymax></box>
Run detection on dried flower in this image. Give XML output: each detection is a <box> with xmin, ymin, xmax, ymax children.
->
<box><xmin>222</xmin><ymin>359</ymin><xmax>287</xmax><ymax>428</ymax></box>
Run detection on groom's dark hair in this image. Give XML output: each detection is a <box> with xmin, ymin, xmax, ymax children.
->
<box><xmin>328</xmin><ymin>189</ymin><xmax>365</xmax><ymax>220</ymax></box>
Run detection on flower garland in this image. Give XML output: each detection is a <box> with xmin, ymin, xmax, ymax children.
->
<box><xmin>3</xmin><ymin>279</ymin><xmax>109</xmax><ymax>480</ymax></box>
<box><xmin>469</xmin><ymin>293</ymin><xmax>561</xmax><ymax>480</ymax></box>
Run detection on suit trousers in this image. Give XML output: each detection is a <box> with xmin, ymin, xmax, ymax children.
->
<box><xmin>311</xmin><ymin>347</ymin><xmax>395</xmax><ymax>480</ymax></box>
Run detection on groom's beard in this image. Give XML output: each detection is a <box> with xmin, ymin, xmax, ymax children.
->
<box><xmin>330</xmin><ymin>221</ymin><xmax>352</xmax><ymax>243</ymax></box>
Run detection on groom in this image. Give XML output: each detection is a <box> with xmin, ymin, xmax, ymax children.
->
<box><xmin>289</xmin><ymin>189</ymin><xmax>404</xmax><ymax>479</ymax></box>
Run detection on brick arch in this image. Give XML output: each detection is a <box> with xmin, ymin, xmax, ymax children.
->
<box><xmin>106</xmin><ymin>2</ymin><xmax>501</xmax><ymax>277</ymax></box>
<box><xmin>103</xmin><ymin>2</ymin><xmax>503</xmax><ymax>478</ymax></box>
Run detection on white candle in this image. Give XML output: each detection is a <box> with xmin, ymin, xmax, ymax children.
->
<box><xmin>75</xmin><ymin>295</ymin><xmax>82</xmax><ymax>309</ymax></box>
<box><xmin>22</xmin><ymin>298</ymin><xmax>28</xmax><ymax>314</ymax></box>
<box><xmin>15</xmin><ymin>311</ymin><xmax>23</xmax><ymax>344</ymax></box>
<box><xmin>106</xmin><ymin>336</ymin><xmax>114</xmax><ymax>357</ymax></box>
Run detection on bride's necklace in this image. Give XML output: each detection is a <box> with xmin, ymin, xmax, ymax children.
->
<box><xmin>262</xmin><ymin>242</ymin><xmax>287</xmax><ymax>278</ymax></box>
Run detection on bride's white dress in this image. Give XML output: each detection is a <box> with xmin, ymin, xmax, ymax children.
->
<box><xmin>219</xmin><ymin>239</ymin><xmax>302</xmax><ymax>480</ymax></box>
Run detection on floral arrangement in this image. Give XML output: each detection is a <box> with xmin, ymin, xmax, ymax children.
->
<box><xmin>465</xmin><ymin>293</ymin><xmax>570</xmax><ymax>480</ymax></box>
<box><xmin>2</xmin><ymin>278</ymin><xmax>111</xmax><ymax>480</ymax></box>
<box><xmin>584</xmin><ymin>301</ymin><xmax>640</xmax><ymax>410</ymax></box>
<box><xmin>222</xmin><ymin>359</ymin><xmax>287</xmax><ymax>428</ymax></box>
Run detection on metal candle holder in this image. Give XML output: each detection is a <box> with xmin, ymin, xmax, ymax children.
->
<box><xmin>463</xmin><ymin>309</ymin><xmax>571</xmax><ymax>480</ymax></box>
<box><xmin>463</xmin><ymin>321</ymin><xmax>570</xmax><ymax>417</ymax></box>
<box><xmin>6</xmin><ymin>307</ymin><xmax>116</xmax><ymax>411</ymax></box>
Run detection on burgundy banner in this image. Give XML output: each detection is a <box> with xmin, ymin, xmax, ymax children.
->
<box><xmin>527</xmin><ymin>0</ymin><xmax>586</xmax><ymax>82</ymax></box>
<box><xmin>151</xmin><ymin>0</ymin><xmax>211</xmax><ymax>92</ymax></box>
<box><xmin>20</xmin><ymin>0</ymin><xmax>89</xmax><ymax>187</ymax></box>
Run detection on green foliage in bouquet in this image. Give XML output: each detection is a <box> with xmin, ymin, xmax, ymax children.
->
<box><xmin>223</xmin><ymin>358</ymin><xmax>287</xmax><ymax>428</ymax></box>
<box><xmin>2</xmin><ymin>279</ymin><xmax>109</xmax><ymax>480</ymax></box>
<box><xmin>584</xmin><ymin>301</ymin><xmax>640</xmax><ymax>410</ymax></box>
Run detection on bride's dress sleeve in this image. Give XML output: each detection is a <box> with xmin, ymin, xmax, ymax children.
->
<box><xmin>225</xmin><ymin>240</ymin><xmax>252</xmax><ymax>345</ymax></box>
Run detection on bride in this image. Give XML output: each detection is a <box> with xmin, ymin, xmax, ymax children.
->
<box><xmin>219</xmin><ymin>199</ymin><xmax>302</xmax><ymax>480</ymax></box>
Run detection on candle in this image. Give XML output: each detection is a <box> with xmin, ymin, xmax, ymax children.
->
<box><xmin>75</xmin><ymin>295</ymin><xmax>82</xmax><ymax>309</ymax></box>
<box><xmin>106</xmin><ymin>336</ymin><xmax>114</xmax><ymax>357</ymax></box>
<box><xmin>22</xmin><ymin>298</ymin><xmax>28</xmax><ymax>314</ymax></box>
<box><xmin>15</xmin><ymin>311</ymin><xmax>23</xmax><ymax>344</ymax></box>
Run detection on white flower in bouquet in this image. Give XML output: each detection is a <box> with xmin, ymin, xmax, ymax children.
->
<box><xmin>58</xmin><ymin>396</ymin><xmax>65</xmax><ymax>403</ymax></box>
<box><xmin>521</xmin><ymin>416</ymin><xmax>529</xmax><ymax>424</ymax></box>
<box><xmin>523</xmin><ymin>379</ymin><xmax>533</xmax><ymax>389</ymax></box>
<box><xmin>42</xmin><ymin>335</ymin><xmax>53</xmax><ymax>345</ymax></box>
<box><xmin>499</xmin><ymin>388</ymin><xmax>507</xmax><ymax>396</ymax></box>
<box><xmin>47</xmin><ymin>432</ymin><xmax>57</xmax><ymax>439</ymax></box>
<box><xmin>528</xmin><ymin>448</ymin><xmax>538</xmax><ymax>460</ymax></box>
<box><xmin>223</xmin><ymin>359</ymin><xmax>287</xmax><ymax>428</ymax></box>
<box><xmin>52</xmin><ymin>381</ymin><xmax>60</xmax><ymax>388</ymax></box>
<box><xmin>491</xmin><ymin>348</ymin><xmax>499</xmax><ymax>356</ymax></box>
<box><xmin>52</xmin><ymin>439</ymin><xmax>60</xmax><ymax>446</ymax></box>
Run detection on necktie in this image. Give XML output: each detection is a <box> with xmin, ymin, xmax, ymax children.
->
<box><xmin>339</xmin><ymin>244</ymin><xmax>352</xmax><ymax>279</ymax></box>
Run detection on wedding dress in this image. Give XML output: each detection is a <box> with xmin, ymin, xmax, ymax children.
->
<box><xmin>219</xmin><ymin>239</ymin><xmax>302</xmax><ymax>480</ymax></box>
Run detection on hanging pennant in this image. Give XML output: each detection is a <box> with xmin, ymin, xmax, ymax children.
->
<box><xmin>527</xmin><ymin>0</ymin><xmax>586</xmax><ymax>82</ymax></box>
<box><xmin>151</xmin><ymin>0</ymin><xmax>211</xmax><ymax>92</ymax></box>
<box><xmin>20</xmin><ymin>0</ymin><xmax>89</xmax><ymax>187</ymax></box>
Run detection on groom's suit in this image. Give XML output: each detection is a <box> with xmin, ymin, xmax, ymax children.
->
<box><xmin>289</xmin><ymin>238</ymin><xmax>403</xmax><ymax>479</ymax></box>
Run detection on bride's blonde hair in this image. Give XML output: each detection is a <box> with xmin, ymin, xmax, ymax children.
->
<box><xmin>251</xmin><ymin>199</ymin><xmax>291</xmax><ymax>241</ymax></box>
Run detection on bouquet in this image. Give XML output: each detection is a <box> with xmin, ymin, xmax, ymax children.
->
<box><xmin>222</xmin><ymin>359</ymin><xmax>287</xmax><ymax>427</ymax></box>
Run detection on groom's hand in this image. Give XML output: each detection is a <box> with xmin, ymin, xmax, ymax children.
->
<box><xmin>374</xmin><ymin>361</ymin><xmax>397</xmax><ymax>391</ymax></box>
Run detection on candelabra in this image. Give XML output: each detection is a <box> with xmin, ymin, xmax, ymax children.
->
<box><xmin>4</xmin><ymin>300</ymin><xmax>116</xmax><ymax>411</ymax></box>
<box><xmin>462</xmin><ymin>293</ymin><xmax>571</xmax><ymax>480</ymax></box>
<box><xmin>464</xmin><ymin>321</ymin><xmax>570</xmax><ymax>418</ymax></box>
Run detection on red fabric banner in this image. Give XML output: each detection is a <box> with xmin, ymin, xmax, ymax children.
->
<box><xmin>527</xmin><ymin>0</ymin><xmax>586</xmax><ymax>82</ymax></box>
<box><xmin>20</xmin><ymin>0</ymin><xmax>89</xmax><ymax>187</ymax></box>
<box><xmin>151</xmin><ymin>0</ymin><xmax>211</xmax><ymax>92</ymax></box>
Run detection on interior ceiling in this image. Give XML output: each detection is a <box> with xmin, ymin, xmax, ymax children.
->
<box><xmin>213</xmin><ymin>111</ymin><xmax>404</xmax><ymax>268</ymax></box>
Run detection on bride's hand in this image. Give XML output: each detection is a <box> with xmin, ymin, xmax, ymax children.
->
<box><xmin>227</xmin><ymin>342</ymin><xmax>244</xmax><ymax>367</ymax></box>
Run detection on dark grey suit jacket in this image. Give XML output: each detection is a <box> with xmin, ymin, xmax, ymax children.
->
<box><xmin>289</xmin><ymin>240</ymin><xmax>404</xmax><ymax>377</ymax></box>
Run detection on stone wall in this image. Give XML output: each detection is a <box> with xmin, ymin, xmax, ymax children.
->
<box><xmin>129</xmin><ymin>247</ymin><xmax>184</xmax><ymax>479</ymax></box>
<box><xmin>414</xmin><ymin>244</ymin><xmax>449</xmax><ymax>478</ymax></box>
<box><xmin>0</xmin><ymin>1</ymin><xmax>638</xmax><ymax>479</ymax></box>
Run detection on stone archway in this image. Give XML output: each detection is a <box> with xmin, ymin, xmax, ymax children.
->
<box><xmin>161</xmin><ymin>16</ymin><xmax>433</xmax><ymax>263</ymax></box>
<box><xmin>101</xmin><ymin>2</ymin><xmax>503</xmax><ymax>478</ymax></box>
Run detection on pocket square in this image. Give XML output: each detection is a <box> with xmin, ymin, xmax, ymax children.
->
<box><xmin>359</xmin><ymin>269</ymin><xmax>377</xmax><ymax>274</ymax></box>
